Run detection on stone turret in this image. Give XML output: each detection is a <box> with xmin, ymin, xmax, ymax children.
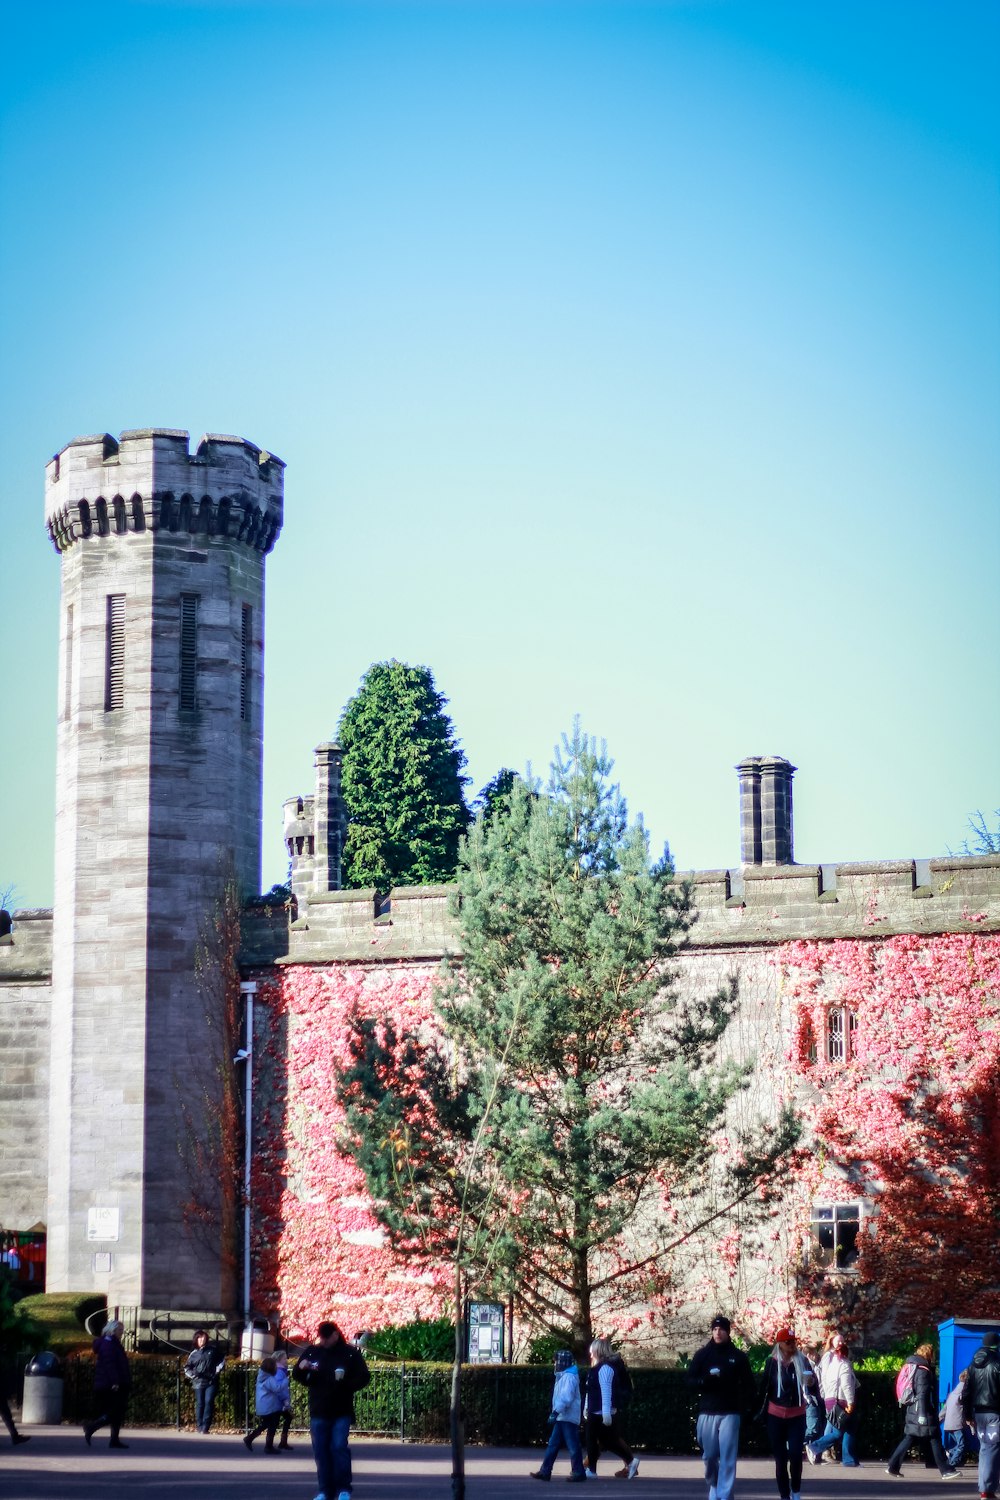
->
<box><xmin>45</xmin><ymin>428</ymin><xmax>283</xmax><ymax>1310</ymax></box>
<box><xmin>285</xmin><ymin>743</ymin><xmax>348</xmax><ymax>907</ymax></box>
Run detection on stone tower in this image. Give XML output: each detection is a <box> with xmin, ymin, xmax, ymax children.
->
<box><xmin>44</xmin><ymin>429</ymin><xmax>283</xmax><ymax>1310</ymax></box>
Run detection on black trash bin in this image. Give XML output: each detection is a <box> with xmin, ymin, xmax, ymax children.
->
<box><xmin>22</xmin><ymin>1351</ymin><xmax>64</xmax><ymax>1425</ymax></box>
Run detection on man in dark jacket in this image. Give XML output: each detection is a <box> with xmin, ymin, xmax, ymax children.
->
<box><xmin>687</xmin><ymin>1316</ymin><xmax>755</xmax><ymax>1500</ymax></box>
<box><xmin>962</xmin><ymin>1329</ymin><xmax>1000</xmax><ymax>1500</ymax></box>
<box><xmin>293</xmin><ymin>1321</ymin><xmax>370</xmax><ymax>1500</ymax></box>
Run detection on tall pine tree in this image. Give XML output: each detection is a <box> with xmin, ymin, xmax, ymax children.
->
<box><xmin>338</xmin><ymin>661</ymin><xmax>471</xmax><ymax>890</ymax></box>
<box><xmin>337</xmin><ymin>725</ymin><xmax>798</xmax><ymax>1351</ymax></box>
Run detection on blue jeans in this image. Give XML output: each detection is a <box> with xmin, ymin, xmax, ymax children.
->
<box><xmin>539</xmin><ymin>1418</ymin><xmax>585</xmax><ymax>1477</ymax></box>
<box><xmin>697</xmin><ymin>1412</ymin><xmax>741</xmax><ymax>1500</ymax></box>
<box><xmin>974</xmin><ymin>1412</ymin><xmax>1000</xmax><ymax>1497</ymax></box>
<box><xmin>311</xmin><ymin>1414</ymin><xmax>353</xmax><ymax>1498</ymax></box>
<box><xmin>943</xmin><ymin>1428</ymin><xmax>967</xmax><ymax>1467</ymax></box>
<box><xmin>805</xmin><ymin>1402</ymin><xmax>824</xmax><ymax>1444</ymax></box>
<box><xmin>811</xmin><ymin>1416</ymin><xmax>859</xmax><ymax>1465</ymax></box>
<box><xmin>194</xmin><ymin>1383</ymin><xmax>217</xmax><ymax>1432</ymax></box>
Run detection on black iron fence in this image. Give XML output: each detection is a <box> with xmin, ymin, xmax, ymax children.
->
<box><xmin>51</xmin><ymin>1357</ymin><xmax>902</xmax><ymax>1455</ymax></box>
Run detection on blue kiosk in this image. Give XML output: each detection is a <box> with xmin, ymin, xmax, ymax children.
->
<box><xmin>937</xmin><ymin>1318</ymin><xmax>1000</xmax><ymax>1404</ymax></box>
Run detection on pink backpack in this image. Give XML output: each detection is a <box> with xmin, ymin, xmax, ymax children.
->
<box><xmin>895</xmin><ymin>1362</ymin><xmax>917</xmax><ymax>1407</ymax></box>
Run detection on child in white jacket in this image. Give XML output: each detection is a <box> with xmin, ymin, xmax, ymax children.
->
<box><xmin>531</xmin><ymin>1349</ymin><xmax>586</xmax><ymax>1483</ymax></box>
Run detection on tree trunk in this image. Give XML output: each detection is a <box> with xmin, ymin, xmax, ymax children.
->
<box><xmin>451</xmin><ymin>1260</ymin><xmax>465</xmax><ymax>1500</ymax></box>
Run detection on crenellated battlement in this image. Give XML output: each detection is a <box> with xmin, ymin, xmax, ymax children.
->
<box><xmin>0</xmin><ymin>910</ymin><xmax>53</xmax><ymax>982</ymax></box>
<box><xmin>270</xmin><ymin>855</ymin><xmax>1000</xmax><ymax>964</ymax></box>
<box><xmin>44</xmin><ymin>428</ymin><xmax>284</xmax><ymax>554</ymax></box>
<box><xmin>680</xmin><ymin>853</ymin><xmax>1000</xmax><ymax>944</ymax></box>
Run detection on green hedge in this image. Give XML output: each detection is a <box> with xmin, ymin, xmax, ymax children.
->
<box><xmin>54</xmin><ymin>1357</ymin><xmax>905</xmax><ymax>1455</ymax></box>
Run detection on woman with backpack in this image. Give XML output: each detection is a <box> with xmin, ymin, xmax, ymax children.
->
<box><xmin>886</xmin><ymin>1343</ymin><xmax>959</xmax><ymax>1479</ymax></box>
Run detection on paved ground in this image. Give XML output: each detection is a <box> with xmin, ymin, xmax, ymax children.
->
<box><xmin>0</xmin><ymin>1430</ymin><xmax>984</xmax><ymax>1500</ymax></box>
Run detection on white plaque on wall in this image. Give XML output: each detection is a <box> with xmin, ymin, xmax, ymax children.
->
<box><xmin>93</xmin><ymin>1252</ymin><xmax>112</xmax><ymax>1274</ymax></box>
<box><xmin>87</xmin><ymin>1207</ymin><xmax>120</xmax><ymax>1242</ymax></box>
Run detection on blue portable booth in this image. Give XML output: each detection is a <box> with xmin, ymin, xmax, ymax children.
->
<box><xmin>937</xmin><ymin>1318</ymin><xmax>1000</xmax><ymax>1405</ymax></box>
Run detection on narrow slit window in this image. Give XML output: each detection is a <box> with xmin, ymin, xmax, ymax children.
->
<box><xmin>64</xmin><ymin>604</ymin><xmax>74</xmax><ymax>720</ymax></box>
<box><xmin>827</xmin><ymin>1008</ymin><xmax>846</xmax><ymax>1063</ymax></box>
<box><xmin>179</xmin><ymin>594</ymin><xmax>199</xmax><ymax>712</ymax></box>
<box><xmin>105</xmin><ymin>595</ymin><xmax>125</xmax><ymax>711</ymax></box>
<box><xmin>240</xmin><ymin>605</ymin><xmax>252</xmax><ymax>722</ymax></box>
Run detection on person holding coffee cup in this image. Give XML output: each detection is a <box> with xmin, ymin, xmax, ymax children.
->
<box><xmin>686</xmin><ymin>1315</ymin><xmax>755</xmax><ymax>1500</ymax></box>
<box><xmin>292</xmin><ymin>1320</ymin><xmax>371</xmax><ymax>1500</ymax></box>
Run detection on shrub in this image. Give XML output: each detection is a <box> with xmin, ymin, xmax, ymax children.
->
<box><xmin>365</xmin><ymin>1316</ymin><xmax>455</xmax><ymax>1362</ymax></box>
<box><xmin>15</xmin><ymin>1292</ymin><xmax>106</xmax><ymax>1353</ymax></box>
<box><xmin>525</xmin><ymin>1330</ymin><xmax>577</xmax><ymax>1365</ymax></box>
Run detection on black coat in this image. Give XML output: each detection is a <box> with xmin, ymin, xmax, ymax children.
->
<box><xmin>292</xmin><ymin>1340</ymin><xmax>370</xmax><ymax>1421</ymax></box>
<box><xmin>901</xmin><ymin>1356</ymin><xmax>937</xmax><ymax>1438</ymax></box>
<box><xmin>687</xmin><ymin>1340</ymin><xmax>755</xmax><ymax>1416</ymax></box>
<box><xmin>962</xmin><ymin>1345</ymin><xmax>1000</xmax><ymax>1417</ymax></box>
<box><xmin>185</xmin><ymin>1343</ymin><xmax>222</xmax><ymax>1389</ymax></box>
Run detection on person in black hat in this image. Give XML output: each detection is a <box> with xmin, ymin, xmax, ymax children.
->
<box><xmin>687</xmin><ymin>1316</ymin><xmax>755</xmax><ymax>1500</ymax></box>
<box><xmin>962</xmin><ymin>1328</ymin><xmax>1000</xmax><ymax>1499</ymax></box>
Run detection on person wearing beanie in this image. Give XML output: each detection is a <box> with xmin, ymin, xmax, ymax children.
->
<box><xmin>530</xmin><ymin>1349</ymin><xmax>586</xmax><ymax>1483</ymax></box>
<box><xmin>757</xmin><ymin>1329</ymin><xmax>816</xmax><ymax>1500</ymax></box>
<box><xmin>961</xmin><ymin>1328</ymin><xmax>1000</xmax><ymax>1500</ymax></box>
<box><xmin>687</xmin><ymin>1316</ymin><xmax>755</xmax><ymax>1500</ymax></box>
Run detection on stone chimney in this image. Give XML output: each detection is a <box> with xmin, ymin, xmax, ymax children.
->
<box><xmin>313</xmin><ymin>742</ymin><xmax>347</xmax><ymax>893</ymax></box>
<box><xmin>737</xmin><ymin>756</ymin><xmax>796</xmax><ymax>865</ymax></box>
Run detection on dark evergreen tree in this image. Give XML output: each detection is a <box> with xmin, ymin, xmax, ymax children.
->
<box><xmin>338</xmin><ymin>661</ymin><xmax>471</xmax><ymax>890</ymax></box>
<box><xmin>337</xmin><ymin>725</ymin><xmax>798</xmax><ymax>1353</ymax></box>
<box><xmin>472</xmin><ymin>767</ymin><xmax>520</xmax><ymax>824</ymax></box>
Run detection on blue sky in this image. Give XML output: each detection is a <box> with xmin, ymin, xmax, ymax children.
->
<box><xmin>1</xmin><ymin>0</ymin><xmax>997</xmax><ymax>908</ymax></box>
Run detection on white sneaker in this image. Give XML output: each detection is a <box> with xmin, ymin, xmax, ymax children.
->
<box><xmin>627</xmin><ymin>1459</ymin><xmax>640</xmax><ymax>1479</ymax></box>
<box><xmin>792</xmin><ymin>1492</ymin><xmax>801</xmax><ymax>1500</ymax></box>
<box><xmin>585</xmin><ymin>1470</ymin><xmax>598</xmax><ymax>1480</ymax></box>
<box><xmin>337</xmin><ymin>1492</ymin><xmax>352</xmax><ymax>1500</ymax></box>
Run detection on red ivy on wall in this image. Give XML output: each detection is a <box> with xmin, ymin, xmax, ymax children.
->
<box><xmin>250</xmin><ymin>964</ymin><xmax>451</xmax><ymax>1338</ymax></box>
<box><xmin>779</xmin><ymin>931</ymin><xmax>1000</xmax><ymax>1338</ymax></box>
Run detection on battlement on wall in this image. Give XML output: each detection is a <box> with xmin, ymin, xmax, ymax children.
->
<box><xmin>44</xmin><ymin>429</ymin><xmax>284</xmax><ymax>554</ymax></box>
<box><xmin>272</xmin><ymin>886</ymin><xmax>461</xmax><ymax>964</ymax></box>
<box><xmin>683</xmin><ymin>854</ymin><xmax>1000</xmax><ymax>945</ymax></box>
<box><xmin>269</xmin><ymin>855</ymin><xmax>1000</xmax><ymax>964</ymax></box>
<box><xmin>0</xmin><ymin>911</ymin><xmax>53</xmax><ymax>982</ymax></box>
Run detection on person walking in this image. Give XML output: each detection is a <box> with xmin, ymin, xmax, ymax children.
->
<box><xmin>292</xmin><ymin>1320</ymin><xmax>371</xmax><ymax>1500</ymax></box>
<box><xmin>184</xmin><ymin>1327</ymin><xmax>225</xmax><ymax>1434</ymax></box>
<box><xmin>941</xmin><ymin>1370</ymin><xmax>972</xmax><ymax>1471</ymax></box>
<box><xmin>530</xmin><ymin>1348</ymin><xmax>586</xmax><ymax>1483</ymax></box>
<box><xmin>758</xmin><ymin>1328</ymin><xmax>815</xmax><ymax>1500</ymax></box>
<box><xmin>886</xmin><ymin>1343</ymin><xmax>959</xmax><ymax>1480</ymax></box>
<box><xmin>274</xmin><ymin>1349</ymin><xmax>293</xmax><ymax>1450</ymax></box>
<box><xmin>807</xmin><ymin>1332</ymin><xmax>860</xmax><ymax>1467</ymax></box>
<box><xmin>687</xmin><ymin>1315</ymin><xmax>755</xmax><ymax>1500</ymax></box>
<box><xmin>962</xmin><ymin>1328</ymin><xmax>1000</xmax><ymax>1500</ymax></box>
<box><xmin>243</xmin><ymin>1355</ymin><xmax>285</xmax><ymax>1452</ymax></box>
<box><xmin>584</xmin><ymin>1337</ymin><xmax>639</xmax><ymax>1479</ymax></box>
<box><xmin>83</xmin><ymin>1318</ymin><xmax>131</xmax><ymax>1449</ymax></box>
